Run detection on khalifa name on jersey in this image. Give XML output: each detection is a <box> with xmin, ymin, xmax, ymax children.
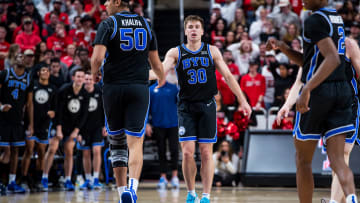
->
<box><xmin>329</xmin><ymin>15</ymin><xmax>343</xmax><ymax>24</ymax></box>
<box><xmin>121</xmin><ymin>19</ymin><xmax>143</xmax><ymax>27</ymax></box>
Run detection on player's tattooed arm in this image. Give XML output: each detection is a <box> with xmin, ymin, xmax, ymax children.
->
<box><xmin>91</xmin><ymin>45</ymin><xmax>106</xmax><ymax>83</ymax></box>
<box><xmin>26</xmin><ymin>92</ymin><xmax>34</xmax><ymax>136</ymax></box>
<box><xmin>266</xmin><ymin>37</ymin><xmax>303</xmax><ymax>67</ymax></box>
<box><xmin>210</xmin><ymin>45</ymin><xmax>252</xmax><ymax>117</ymax></box>
<box><xmin>345</xmin><ymin>38</ymin><xmax>360</xmax><ymax>81</ymax></box>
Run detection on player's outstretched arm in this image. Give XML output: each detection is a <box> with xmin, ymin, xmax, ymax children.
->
<box><xmin>266</xmin><ymin>37</ymin><xmax>304</xmax><ymax>67</ymax></box>
<box><xmin>346</xmin><ymin>38</ymin><xmax>360</xmax><ymax>78</ymax></box>
<box><xmin>276</xmin><ymin>68</ymin><xmax>303</xmax><ymax>124</ymax></box>
<box><xmin>210</xmin><ymin>45</ymin><xmax>252</xmax><ymax>117</ymax></box>
<box><xmin>149</xmin><ymin>50</ymin><xmax>166</xmax><ymax>87</ymax></box>
<box><xmin>91</xmin><ymin>45</ymin><xmax>106</xmax><ymax>82</ymax></box>
<box><xmin>297</xmin><ymin>37</ymin><xmax>340</xmax><ymax>113</ymax></box>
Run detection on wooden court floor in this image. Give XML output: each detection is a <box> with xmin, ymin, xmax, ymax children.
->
<box><xmin>0</xmin><ymin>182</ymin><xmax>342</xmax><ymax>203</ymax></box>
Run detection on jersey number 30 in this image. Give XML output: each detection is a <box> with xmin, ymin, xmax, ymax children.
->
<box><xmin>187</xmin><ymin>69</ymin><xmax>207</xmax><ymax>84</ymax></box>
<box><xmin>119</xmin><ymin>28</ymin><xmax>147</xmax><ymax>51</ymax></box>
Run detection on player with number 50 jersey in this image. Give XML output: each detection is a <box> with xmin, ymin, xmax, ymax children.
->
<box><xmin>91</xmin><ymin>0</ymin><xmax>165</xmax><ymax>202</ymax></box>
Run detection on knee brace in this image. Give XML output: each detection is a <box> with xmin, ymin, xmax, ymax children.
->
<box><xmin>108</xmin><ymin>133</ymin><xmax>128</xmax><ymax>168</ymax></box>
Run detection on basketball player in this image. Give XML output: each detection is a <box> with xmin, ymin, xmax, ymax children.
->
<box><xmin>41</xmin><ymin>68</ymin><xmax>89</xmax><ymax>191</ymax></box>
<box><xmin>21</xmin><ymin>65</ymin><xmax>57</xmax><ymax>191</ymax></box>
<box><xmin>267</xmin><ymin>0</ymin><xmax>358</xmax><ymax>202</ymax></box>
<box><xmin>276</xmin><ymin>37</ymin><xmax>360</xmax><ymax>203</ymax></box>
<box><xmin>0</xmin><ymin>53</ymin><xmax>33</xmax><ymax>193</ymax></box>
<box><xmin>91</xmin><ymin>0</ymin><xmax>165</xmax><ymax>202</ymax></box>
<box><xmin>77</xmin><ymin>72</ymin><xmax>105</xmax><ymax>190</ymax></box>
<box><xmin>160</xmin><ymin>15</ymin><xmax>251</xmax><ymax>203</ymax></box>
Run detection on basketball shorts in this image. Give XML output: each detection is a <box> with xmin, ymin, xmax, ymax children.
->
<box><xmin>103</xmin><ymin>83</ymin><xmax>149</xmax><ymax>137</ymax></box>
<box><xmin>177</xmin><ymin>98</ymin><xmax>217</xmax><ymax>143</ymax></box>
<box><xmin>27</xmin><ymin>122</ymin><xmax>53</xmax><ymax>144</ymax></box>
<box><xmin>293</xmin><ymin>81</ymin><xmax>355</xmax><ymax>144</ymax></box>
<box><xmin>0</xmin><ymin>123</ymin><xmax>25</xmax><ymax>147</ymax></box>
<box><xmin>77</xmin><ymin>128</ymin><xmax>104</xmax><ymax>150</ymax></box>
<box><xmin>346</xmin><ymin>96</ymin><xmax>359</xmax><ymax>144</ymax></box>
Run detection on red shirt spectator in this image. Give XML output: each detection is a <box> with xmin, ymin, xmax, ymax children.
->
<box><xmin>84</xmin><ymin>3</ymin><xmax>105</xmax><ymax>24</ymax></box>
<box><xmin>15</xmin><ymin>18</ymin><xmax>41</xmax><ymax>51</ymax></box>
<box><xmin>43</xmin><ymin>0</ymin><xmax>70</xmax><ymax>25</ymax></box>
<box><xmin>12</xmin><ymin>20</ymin><xmax>40</xmax><ymax>43</ymax></box>
<box><xmin>47</xmin><ymin>23</ymin><xmax>73</xmax><ymax>53</ymax></box>
<box><xmin>216</xmin><ymin>63</ymin><xmax>240</xmax><ymax>106</ymax></box>
<box><xmin>0</xmin><ymin>26</ymin><xmax>9</xmax><ymax>70</ymax></box>
<box><xmin>61</xmin><ymin>44</ymin><xmax>76</xmax><ymax>67</ymax></box>
<box><xmin>240</xmin><ymin>62</ymin><xmax>266</xmax><ymax>107</ymax></box>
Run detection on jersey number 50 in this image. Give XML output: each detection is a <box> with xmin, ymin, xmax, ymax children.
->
<box><xmin>119</xmin><ymin>28</ymin><xmax>147</xmax><ymax>51</ymax></box>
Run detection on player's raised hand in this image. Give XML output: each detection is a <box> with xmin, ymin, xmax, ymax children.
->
<box><xmin>296</xmin><ymin>86</ymin><xmax>310</xmax><ymax>113</ymax></box>
<box><xmin>1</xmin><ymin>104</ymin><xmax>12</xmax><ymax>112</ymax></box>
<box><xmin>276</xmin><ymin>105</ymin><xmax>290</xmax><ymax>125</ymax></box>
<box><xmin>266</xmin><ymin>37</ymin><xmax>280</xmax><ymax>51</ymax></box>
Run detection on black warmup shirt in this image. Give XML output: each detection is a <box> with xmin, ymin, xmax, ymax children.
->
<box><xmin>33</xmin><ymin>80</ymin><xmax>57</xmax><ymax>131</ymax></box>
<box><xmin>302</xmin><ymin>8</ymin><xmax>347</xmax><ymax>83</ymax></box>
<box><xmin>83</xmin><ymin>84</ymin><xmax>104</xmax><ymax>131</ymax></box>
<box><xmin>93</xmin><ymin>11</ymin><xmax>158</xmax><ymax>84</ymax></box>
<box><xmin>56</xmin><ymin>82</ymin><xmax>89</xmax><ymax>131</ymax></box>
<box><xmin>0</xmin><ymin>68</ymin><xmax>32</xmax><ymax>125</ymax></box>
<box><xmin>176</xmin><ymin>43</ymin><xmax>218</xmax><ymax>102</ymax></box>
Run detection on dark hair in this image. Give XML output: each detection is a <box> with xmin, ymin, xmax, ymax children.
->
<box><xmin>85</xmin><ymin>70</ymin><xmax>91</xmax><ymax>75</ymax></box>
<box><xmin>50</xmin><ymin>57</ymin><xmax>60</xmax><ymax>64</ymax></box>
<box><xmin>73</xmin><ymin>68</ymin><xmax>85</xmax><ymax>76</ymax></box>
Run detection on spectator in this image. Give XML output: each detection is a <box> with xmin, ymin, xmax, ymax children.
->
<box><xmin>61</xmin><ymin>44</ymin><xmax>76</xmax><ymax>68</ymax></box>
<box><xmin>224</xmin><ymin>31</ymin><xmax>236</xmax><ymax>47</ymax></box>
<box><xmin>36</xmin><ymin>0</ymin><xmax>53</xmax><ymax>18</ymax></box>
<box><xmin>261</xmin><ymin>50</ymin><xmax>276</xmax><ymax>109</ymax></box>
<box><xmin>254</xmin><ymin>42</ymin><xmax>267</xmax><ymax>69</ymax></box>
<box><xmin>340</xmin><ymin>0</ymin><xmax>358</xmax><ymax>33</ymax></box>
<box><xmin>42</xmin><ymin>12</ymin><xmax>60</xmax><ymax>40</ymax></box>
<box><xmin>46</xmin><ymin>22</ymin><xmax>73</xmax><ymax>53</ymax></box>
<box><xmin>69</xmin><ymin>16</ymin><xmax>82</xmax><ymax>38</ymax></box>
<box><xmin>23</xmin><ymin>49</ymin><xmax>35</xmax><ymax>71</ymax></box>
<box><xmin>215</xmin><ymin>0</ymin><xmax>242</xmax><ymax>24</ymax></box>
<box><xmin>132</xmin><ymin>3</ymin><xmax>144</xmax><ymax>16</ymax></box>
<box><xmin>4</xmin><ymin>44</ymin><xmax>20</xmax><ymax>70</ymax></box>
<box><xmin>269</xmin><ymin>63</ymin><xmax>296</xmax><ymax>107</ymax></box>
<box><xmin>249</xmin><ymin>8</ymin><xmax>268</xmax><ymax>44</ymax></box>
<box><xmin>68</xmin><ymin>48</ymin><xmax>90</xmax><ymax>77</ymax></box>
<box><xmin>34</xmin><ymin>41</ymin><xmax>48</xmax><ymax>65</ymax></box>
<box><xmin>23</xmin><ymin>2</ymin><xmax>43</xmax><ymax>34</ymax></box>
<box><xmin>240</xmin><ymin>60</ymin><xmax>266</xmax><ymax>108</ymax></box>
<box><xmin>49</xmin><ymin>57</ymin><xmax>65</xmax><ymax>88</ymax></box>
<box><xmin>146</xmin><ymin>69</ymin><xmax>180</xmax><ymax>189</ymax></box>
<box><xmin>291</xmin><ymin>38</ymin><xmax>302</xmax><ymax>52</ymax></box>
<box><xmin>69</xmin><ymin>0</ymin><xmax>87</xmax><ymax>24</ymax></box>
<box><xmin>271</xmin><ymin>0</ymin><xmax>301</xmax><ymax>38</ymax></box>
<box><xmin>255</xmin><ymin>0</ymin><xmax>279</xmax><ymax>20</ymax></box>
<box><xmin>349</xmin><ymin>22</ymin><xmax>360</xmax><ymax>46</ymax></box>
<box><xmin>0</xmin><ymin>26</ymin><xmax>9</xmax><ymax>71</ymax></box>
<box><xmin>229</xmin><ymin>8</ymin><xmax>247</xmax><ymax>32</ymax></box>
<box><xmin>15</xmin><ymin>17</ymin><xmax>42</xmax><ymax>51</ymax></box>
<box><xmin>259</xmin><ymin>19</ymin><xmax>279</xmax><ymax>42</ymax></box>
<box><xmin>44</xmin><ymin>0</ymin><xmax>70</xmax><ymax>25</ymax></box>
<box><xmin>78</xmin><ymin>15</ymin><xmax>96</xmax><ymax>48</ymax></box>
<box><xmin>227</xmin><ymin>39</ymin><xmax>259</xmax><ymax>75</ymax></box>
<box><xmin>234</xmin><ymin>24</ymin><xmax>245</xmax><ymax>42</ymax></box>
<box><xmin>211</xmin><ymin>18</ymin><xmax>227</xmax><ymax>44</ymax></box>
<box><xmin>83</xmin><ymin>0</ymin><xmax>106</xmax><ymax>25</ymax></box>
<box><xmin>281</xmin><ymin>23</ymin><xmax>302</xmax><ymax>46</ymax></box>
<box><xmin>12</xmin><ymin>15</ymin><xmax>41</xmax><ymax>43</ymax></box>
<box><xmin>213</xmin><ymin>140</ymin><xmax>239</xmax><ymax>187</ymax></box>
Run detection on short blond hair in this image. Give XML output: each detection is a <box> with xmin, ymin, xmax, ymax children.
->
<box><xmin>184</xmin><ymin>15</ymin><xmax>204</xmax><ymax>30</ymax></box>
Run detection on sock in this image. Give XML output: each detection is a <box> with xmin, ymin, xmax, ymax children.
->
<box><xmin>202</xmin><ymin>193</ymin><xmax>210</xmax><ymax>199</ymax></box>
<box><xmin>346</xmin><ymin>194</ymin><xmax>358</xmax><ymax>203</ymax></box>
<box><xmin>65</xmin><ymin>176</ymin><xmax>71</xmax><ymax>181</ymax></box>
<box><xmin>117</xmin><ymin>186</ymin><xmax>127</xmax><ymax>198</ymax></box>
<box><xmin>9</xmin><ymin>174</ymin><xmax>16</xmax><ymax>184</ymax></box>
<box><xmin>329</xmin><ymin>200</ymin><xmax>338</xmax><ymax>203</ymax></box>
<box><xmin>93</xmin><ymin>172</ymin><xmax>99</xmax><ymax>179</ymax></box>
<box><xmin>188</xmin><ymin>190</ymin><xmax>196</xmax><ymax>197</ymax></box>
<box><xmin>42</xmin><ymin>174</ymin><xmax>48</xmax><ymax>179</ymax></box>
<box><xmin>129</xmin><ymin>178</ymin><xmax>139</xmax><ymax>193</ymax></box>
<box><xmin>85</xmin><ymin>174</ymin><xmax>91</xmax><ymax>181</ymax></box>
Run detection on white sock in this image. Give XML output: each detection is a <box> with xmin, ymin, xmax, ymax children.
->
<box><xmin>129</xmin><ymin>178</ymin><xmax>139</xmax><ymax>193</ymax></box>
<box><xmin>93</xmin><ymin>172</ymin><xmax>99</xmax><ymax>179</ymax></box>
<box><xmin>9</xmin><ymin>174</ymin><xmax>16</xmax><ymax>184</ymax></box>
<box><xmin>202</xmin><ymin>193</ymin><xmax>210</xmax><ymax>199</ymax></box>
<box><xmin>65</xmin><ymin>176</ymin><xmax>71</xmax><ymax>181</ymax></box>
<box><xmin>188</xmin><ymin>190</ymin><xmax>196</xmax><ymax>197</ymax></box>
<box><xmin>117</xmin><ymin>186</ymin><xmax>127</xmax><ymax>198</ymax></box>
<box><xmin>329</xmin><ymin>200</ymin><xmax>338</xmax><ymax>203</ymax></box>
<box><xmin>42</xmin><ymin>174</ymin><xmax>48</xmax><ymax>179</ymax></box>
<box><xmin>346</xmin><ymin>194</ymin><xmax>358</xmax><ymax>203</ymax></box>
<box><xmin>85</xmin><ymin>174</ymin><xmax>91</xmax><ymax>181</ymax></box>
